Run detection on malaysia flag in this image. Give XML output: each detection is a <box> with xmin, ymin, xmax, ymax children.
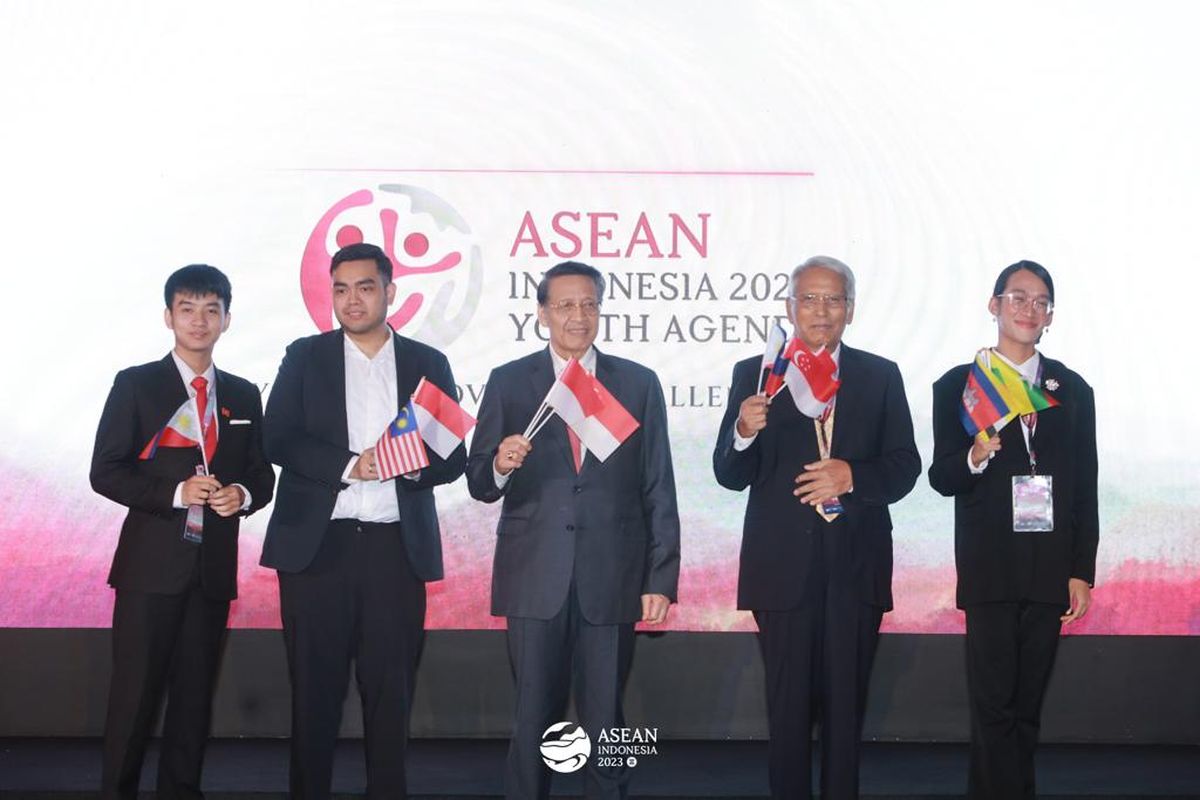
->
<box><xmin>543</xmin><ymin>359</ymin><xmax>640</xmax><ymax>462</ymax></box>
<box><xmin>375</xmin><ymin>401</ymin><xmax>430</xmax><ymax>480</ymax></box>
<box><xmin>411</xmin><ymin>377</ymin><xmax>477</xmax><ymax>460</ymax></box>
<box><xmin>784</xmin><ymin>341</ymin><xmax>841</xmax><ymax>418</ymax></box>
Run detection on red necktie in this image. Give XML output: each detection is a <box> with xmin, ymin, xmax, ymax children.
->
<box><xmin>192</xmin><ymin>376</ymin><xmax>217</xmax><ymax>464</ymax></box>
<box><xmin>567</xmin><ymin>427</ymin><xmax>583</xmax><ymax>473</ymax></box>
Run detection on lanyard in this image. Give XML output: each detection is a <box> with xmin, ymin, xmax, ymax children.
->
<box><xmin>1020</xmin><ymin>359</ymin><xmax>1043</xmax><ymax>475</ymax></box>
<box><xmin>814</xmin><ymin>402</ymin><xmax>835</xmax><ymax>460</ymax></box>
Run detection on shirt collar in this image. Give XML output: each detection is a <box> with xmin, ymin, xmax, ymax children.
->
<box><xmin>344</xmin><ymin>329</ymin><xmax>396</xmax><ymax>364</ymax></box>
<box><xmin>548</xmin><ymin>345</ymin><xmax>597</xmax><ymax>375</ymax></box>
<box><xmin>171</xmin><ymin>350</ymin><xmax>216</xmax><ymax>388</ymax></box>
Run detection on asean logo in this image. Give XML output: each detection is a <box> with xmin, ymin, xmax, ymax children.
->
<box><xmin>540</xmin><ymin>721</ymin><xmax>591</xmax><ymax>773</ymax></box>
<box><xmin>300</xmin><ymin>185</ymin><xmax>484</xmax><ymax>347</ymax></box>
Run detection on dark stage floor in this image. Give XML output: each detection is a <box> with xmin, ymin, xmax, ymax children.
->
<box><xmin>1</xmin><ymin>738</ymin><xmax>1197</xmax><ymax>799</ymax></box>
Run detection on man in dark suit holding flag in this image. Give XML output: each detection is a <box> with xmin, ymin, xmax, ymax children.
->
<box><xmin>714</xmin><ymin>255</ymin><xmax>920</xmax><ymax>800</ymax></box>
<box><xmin>467</xmin><ymin>260</ymin><xmax>680</xmax><ymax>800</ymax></box>
<box><xmin>91</xmin><ymin>264</ymin><xmax>275</xmax><ymax>800</ymax></box>
<box><xmin>260</xmin><ymin>242</ymin><xmax>466</xmax><ymax>799</ymax></box>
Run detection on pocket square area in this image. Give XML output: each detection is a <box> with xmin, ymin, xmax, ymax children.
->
<box><xmin>229</xmin><ymin>419</ymin><xmax>253</xmax><ymax>425</ymax></box>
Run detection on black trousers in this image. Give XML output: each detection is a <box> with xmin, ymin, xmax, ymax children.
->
<box><xmin>505</xmin><ymin>584</ymin><xmax>636</xmax><ymax>800</ymax></box>
<box><xmin>278</xmin><ymin>520</ymin><xmax>426</xmax><ymax>800</ymax></box>
<box><xmin>753</xmin><ymin>521</ymin><xmax>883</xmax><ymax>800</ymax></box>
<box><xmin>101</xmin><ymin>580</ymin><xmax>230</xmax><ymax>800</ymax></box>
<box><xmin>964</xmin><ymin>601</ymin><xmax>1062</xmax><ymax>800</ymax></box>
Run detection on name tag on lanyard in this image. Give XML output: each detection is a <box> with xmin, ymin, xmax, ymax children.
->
<box><xmin>1012</xmin><ymin>411</ymin><xmax>1053</xmax><ymax>532</ymax></box>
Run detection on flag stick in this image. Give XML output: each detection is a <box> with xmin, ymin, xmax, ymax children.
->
<box><xmin>522</xmin><ymin>401</ymin><xmax>550</xmax><ymax>438</ymax></box>
<box><xmin>527</xmin><ymin>407</ymin><xmax>558</xmax><ymax>441</ymax></box>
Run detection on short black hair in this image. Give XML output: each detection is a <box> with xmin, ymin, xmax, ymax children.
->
<box><xmin>536</xmin><ymin>261</ymin><xmax>605</xmax><ymax>306</ymax></box>
<box><xmin>331</xmin><ymin>242</ymin><xmax>393</xmax><ymax>283</ymax></box>
<box><xmin>993</xmin><ymin>260</ymin><xmax>1055</xmax><ymax>303</ymax></box>
<box><xmin>164</xmin><ymin>264</ymin><xmax>232</xmax><ymax>310</ymax></box>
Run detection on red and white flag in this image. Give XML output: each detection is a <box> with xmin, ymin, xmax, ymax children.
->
<box><xmin>374</xmin><ymin>401</ymin><xmax>430</xmax><ymax>480</ymax></box>
<box><xmin>542</xmin><ymin>359</ymin><xmax>640</xmax><ymax>462</ymax></box>
<box><xmin>411</xmin><ymin>377</ymin><xmax>476</xmax><ymax>460</ymax></box>
<box><xmin>784</xmin><ymin>340</ymin><xmax>840</xmax><ymax>418</ymax></box>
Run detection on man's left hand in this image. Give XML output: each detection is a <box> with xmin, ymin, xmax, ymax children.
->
<box><xmin>1061</xmin><ymin>578</ymin><xmax>1092</xmax><ymax>624</ymax></box>
<box><xmin>640</xmin><ymin>593</ymin><xmax>671</xmax><ymax>625</ymax></box>
<box><xmin>208</xmin><ymin>484</ymin><xmax>246</xmax><ymax>518</ymax></box>
<box><xmin>794</xmin><ymin>458</ymin><xmax>853</xmax><ymax>505</ymax></box>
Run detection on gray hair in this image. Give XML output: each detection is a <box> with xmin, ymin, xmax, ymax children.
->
<box><xmin>790</xmin><ymin>255</ymin><xmax>856</xmax><ymax>301</ymax></box>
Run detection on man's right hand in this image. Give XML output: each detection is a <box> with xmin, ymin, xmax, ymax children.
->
<box><xmin>736</xmin><ymin>393</ymin><xmax>769</xmax><ymax>438</ymax></box>
<box><xmin>494</xmin><ymin>434</ymin><xmax>533</xmax><ymax>475</ymax></box>
<box><xmin>350</xmin><ymin>447</ymin><xmax>378</xmax><ymax>481</ymax></box>
<box><xmin>970</xmin><ymin>435</ymin><xmax>1002</xmax><ymax>468</ymax></box>
<box><xmin>181</xmin><ymin>474</ymin><xmax>223</xmax><ymax>506</ymax></box>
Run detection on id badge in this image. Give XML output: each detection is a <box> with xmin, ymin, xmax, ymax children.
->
<box><xmin>1012</xmin><ymin>475</ymin><xmax>1053</xmax><ymax>532</ymax></box>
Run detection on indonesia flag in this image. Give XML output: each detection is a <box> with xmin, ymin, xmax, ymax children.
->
<box><xmin>544</xmin><ymin>359</ymin><xmax>640</xmax><ymax>462</ymax></box>
<box><xmin>139</xmin><ymin>400</ymin><xmax>204</xmax><ymax>460</ymax></box>
<box><xmin>411</xmin><ymin>377</ymin><xmax>477</xmax><ymax>460</ymax></box>
<box><xmin>784</xmin><ymin>341</ymin><xmax>841</xmax><ymax>418</ymax></box>
<box><xmin>374</xmin><ymin>401</ymin><xmax>430</xmax><ymax>480</ymax></box>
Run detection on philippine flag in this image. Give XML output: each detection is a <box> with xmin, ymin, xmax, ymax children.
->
<box><xmin>410</xmin><ymin>377</ymin><xmax>477</xmax><ymax>460</ymax></box>
<box><xmin>139</xmin><ymin>400</ymin><xmax>205</xmax><ymax>460</ymax></box>
<box><xmin>784</xmin><ymin>341</ymin><xmax>841</xmax><ymax>418</ymax></box>
<box><xmin>544</xmin><ymin>359</ymin><xmax>640</xmax><ymax>462</ymax></box>
<box><xmin>375</xmin><ymin>401</ymin><xmax>430</xmax><ymax>480</ymax></box>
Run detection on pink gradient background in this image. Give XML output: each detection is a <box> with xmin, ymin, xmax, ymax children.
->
<box><xmin>2</xmin><ymin>462</ymin><xmax>1197</xmax><ymax>635</ymax></box>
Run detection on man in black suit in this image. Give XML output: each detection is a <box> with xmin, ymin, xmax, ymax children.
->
<box><xmin>260</xmin><ymin>242</ymin><xmax>466</xmax><ymax>799</ymax></box>
<box><xmin>91</xmin><ymin>264</ymin><xmax>275</xmax><ymax>800</ymax></box>
<box><xmin>714</xmin><ymin>256</ymin><xmax>920</xmax><ymax>800</ymax></box>
<box><xmin>929</xmin><ymin>260</ymin><xmax>1097</xmax><ymax>800</ymax></box>
<box><xmin>466</xmin><ymin>260</ymin><xmax>680</xmax><ymax>799</ymax></box>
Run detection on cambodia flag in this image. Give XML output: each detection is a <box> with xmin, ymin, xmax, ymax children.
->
<box><xmin>543</xmin><ymin>359</ymin><xmax>639</xmax><ymax>462</ymax></box>
<box><xmin>410</xmin><ymin>377</ymin><xmax>476</xmax><ymax>460</ymax></box>
<box><xmin>784</xmin><ymin>341</ymin><xmax>841</xmax><ymax>418</ymax></box>
<box><xmin>960</xmin><ymin>351</ymin><xmax>1014</xmax><ymax>440</ymax></box>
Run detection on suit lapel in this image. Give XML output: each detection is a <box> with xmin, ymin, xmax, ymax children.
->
<box><xmin>829</xmin><ymin>345</ymin><xmax>861</xmax><ymax>458</ymax></box>
<box><xmin>323</xmin><ymin>330</ymin><xmax>350</xmax><ymax>449</ymax></box>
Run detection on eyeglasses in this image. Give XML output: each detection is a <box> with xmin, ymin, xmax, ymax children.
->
<box><xmin>546</xmin><ymin>299</ymin><xmax>601</xmax><ymax>317</ymax></box>
<box><xmin>996</xmin><ymin>292</ymin><xmax>1053</xmax><ymax>315</ymax></box>
<box><xmin>789</xmin><ymin>293</ymin><xmax>852</xmax><ymax>310</ymax></box>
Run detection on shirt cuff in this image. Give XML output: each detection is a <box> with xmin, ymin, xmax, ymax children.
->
<box><xmin>342</xmin><ymin>456</ymin><xmax>360</xmax><ymax>484</ymax></box>
<box><xmin>493</xmin><ymin>465</ymin><xmax>511</xmax><ymax>489</ymax></box>
<box><xmin>967</xmin><ymin>449</ymin><xmax>992</xmax><ymax>474</ymax></box>
<box><xmin>732</xmin><ymin>429</ymin><xmax>758</xmax><ymax>451</ymax></box>
<box><xmin>173</xmin><ymin>482</ymin><xmax>186</xmax><ymax>509</ymax></box>
<box><xmin>231</xmin><ymin>483</ymin><xmax>252</xmax><ymax>511</ymax></box>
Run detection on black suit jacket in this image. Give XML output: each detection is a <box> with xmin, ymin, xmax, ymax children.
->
<box><xmin>465</xmin><ymin>348</ymin><xmax>680</xmax><ymax>625</ymax></box>
<box><xmin>259</xmin><ymin>329</ymin><xmax>466</xmax><ymax>580</ymax></box>
<box><xmin>928</xmin><ymin>356</ymin><xmax>1098</xmax><ymax>608</ymax></box>
<box><xmin>713</xmin><ymin>346</ymin><xmax>920</xmax><ymax>611</ymax></box>
<box><xmin>90</xmin><ymin>355</ymin><xmax>276</xmax><ymax>601</ymax></box>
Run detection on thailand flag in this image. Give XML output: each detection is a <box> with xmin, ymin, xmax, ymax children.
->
<box><xmin>544</xmin><ymin>359</ymin><xmax>640</xmax><ymax>462</ymax></box>
<box><xmin>784</xmin><ymin>341</ymin><xmax>841</xmax><ymax>418</ymax></box>
<box><xmin>411</xmin><ymin>377</ymin><xmax>477</xmax><ymax>460</ymax></box>
<box><xmin>375</xmin><ymin>401</ymin><xmax>430</xmax><ymax>480</ymax></box>
<box><xmin>761</xmin><ymin>322</ymin><xmax>789</xmax><ymax>397</ymax></box>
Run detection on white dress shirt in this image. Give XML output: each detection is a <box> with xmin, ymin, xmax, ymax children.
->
<box><xmin>967</xmin><ymin>349</ymin><xmax>1040</xmax><ymax>474</ymax></box>
<box><xmin>331</xmin><ymin>333</ymin><xmax>402</xmax><ymax>522</ymax></box>
<box><xmin>169</xmin><ymin>351</ymin><xmax>251</xmax><ymax>510</ymax></box>
<box><xmin>493</xmin><ymin>346</ymin><xmax>597</xmax><ymax>489</ymax></box>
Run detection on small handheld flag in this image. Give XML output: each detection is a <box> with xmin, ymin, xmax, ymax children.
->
<box><xmin>375</xmin><ymin>401</ymin><xmax>430</xmax><ymax>480</ymax></box>
<box><xmin>411</xmin><ymin>377</ymin><xmax>477</xmax><ymax>460</ymax></box>
<box><xmin>783</xmin><ymin>341</ymin><xmax>840</xmax><ymax>418</ymax></box>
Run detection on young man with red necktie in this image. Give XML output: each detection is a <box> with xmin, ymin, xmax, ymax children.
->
<box><xmin>91</xmin><ymin>264</ymin><xmax>275</xmax><ymax>799</ymax></box>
